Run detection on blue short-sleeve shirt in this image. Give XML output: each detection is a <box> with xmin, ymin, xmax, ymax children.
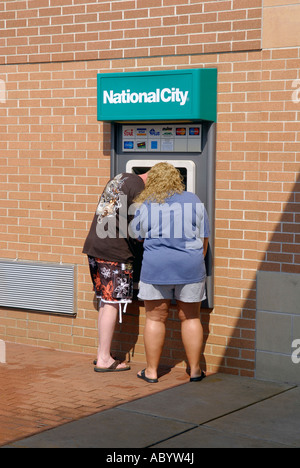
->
<box><xmin>132</xmin><ymin>191</ymin><xmax>210</xmax><ymax>285</ymax></box>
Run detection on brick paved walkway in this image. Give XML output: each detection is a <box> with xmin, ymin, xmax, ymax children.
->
<box><xmin>0</xmin><ymin>342</ymin><xmax>189</xmax><ymax>446</ymax></box>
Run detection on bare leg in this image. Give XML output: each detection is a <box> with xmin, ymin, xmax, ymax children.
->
<box><xmin>138</xmin><ymin>299</ymin><xmax>170</xmax><ymax>380</ymax></box>
<box><xmin>96</xmin><ymin>301</ymin><xmax>128</xmax><ymax>369</ymax></box>
<box><xmin>177</xmin><ymin>300</ymin><xmax>203</xmax><ymax>379</ymax></box>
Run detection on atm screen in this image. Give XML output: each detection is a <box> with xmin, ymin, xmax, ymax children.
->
<box><xmin>130</xmin><ymin>166</ymin><xmax>188</xmax><ymax>191</ymax></box>
<box><xmin>126</xmin><ymin>160</ymin><xmax>195</xmax><ymax>193</ymax></box>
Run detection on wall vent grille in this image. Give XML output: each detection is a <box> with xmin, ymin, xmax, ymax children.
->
<box><xmin>0</xmin><ymin>260</ymin><xmax>76</xmax><ymax>316</ymax></box>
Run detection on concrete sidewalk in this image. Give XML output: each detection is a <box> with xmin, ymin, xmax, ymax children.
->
<box><xmin>1</xmin><ymin>343</ymin><xmax>299</xmax><ymax>448</ymax></box>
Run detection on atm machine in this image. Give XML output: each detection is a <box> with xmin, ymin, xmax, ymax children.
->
<box><xmin>97</xmin><ymin>69</ymin><xmax>217</xmax><ymax>308</ymax></box>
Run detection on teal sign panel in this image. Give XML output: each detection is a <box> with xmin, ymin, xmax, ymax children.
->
<box><xmin>97</xmin><ymin>68</ymin><xmax>217</xmax><ymax>123</ymax></box>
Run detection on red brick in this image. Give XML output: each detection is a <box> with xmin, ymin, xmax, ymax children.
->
<box><xmin>0</xmin><ymin>0</ymin><xmax>299</xmax><ymax>380</ymax></box>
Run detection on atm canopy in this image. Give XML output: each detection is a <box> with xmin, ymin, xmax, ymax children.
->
<box><xmin>97</xmin><ymin>68</ymin><xmax>217</xmax><ymax>123</ymax></box>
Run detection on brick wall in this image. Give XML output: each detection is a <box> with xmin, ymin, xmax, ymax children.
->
<box><xmin>0</xmin><ymin>0</ymin><xmax>261</xmax><ymax>64</ymax></box>
<box><xmin>0</xmin><ymin>0</ymin><xmax>299</xmax><ymax>377</ymax></box>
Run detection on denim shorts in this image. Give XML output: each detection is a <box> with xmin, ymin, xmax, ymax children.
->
<box><xmin>138</xmin><ymin>280</ymin><xmax>206</xmax><ymax>303</ymax></box>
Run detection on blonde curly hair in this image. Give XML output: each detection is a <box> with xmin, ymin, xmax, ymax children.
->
<box><xmin>134</xmin><ymin>162</ymin><xmax>185</xmax><ymax>204</ymax></box>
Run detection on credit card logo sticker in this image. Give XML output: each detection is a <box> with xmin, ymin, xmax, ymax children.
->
<box><xmin>123</xmin><ymin>129</ymin><xmax>134</xmax><ymax>137</ymax></box>
<box><xmin>124</xmin><ymin>141</ymin><xmax>134</xmax><ymax>149</ymax></box>
<box><xmin>162</xmin><ymin>127</ymin><xmax>173</xmax><ymax>136</ymax></box>
<box><xmin>136</xmin><ymin>128</ymin><xmax>147</xmax><ymax>136</ymax></box>
<box><xmin>149</xmin><ymin>128</ymin><xmax>160</xmax><ymax>136</ymax></box>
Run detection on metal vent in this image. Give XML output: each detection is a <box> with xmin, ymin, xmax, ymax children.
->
<box><xmin>0</xmin><ymin>260</ymin><xmax>76</xmax><ymax>316</ymax></box>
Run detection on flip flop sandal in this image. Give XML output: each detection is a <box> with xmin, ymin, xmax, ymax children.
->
<box><xmin>137</xmin><ymin>368</ymin><xmax>158</xmax><ymax>383</ymax></box>
<box><xmin>93</xmin><ymin>354</ymin><xmax>117</xmax><ymax>365</ymax></box>
<box><xmin>190</xmin><ymin>371</ymin><xmax>206</xmax><ymax>382</ymax></box>
<box><xmin>94</xmin><ymin>359</ymin><xmax>130</xmax><ymax>373</ymax></box>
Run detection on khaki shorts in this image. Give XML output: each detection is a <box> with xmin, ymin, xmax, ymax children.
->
<box><xmin>138</xmin><ymin>280</ymin><xmax>206</xmax><ymax>303</ymax></box>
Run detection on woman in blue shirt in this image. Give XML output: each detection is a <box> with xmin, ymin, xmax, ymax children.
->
<box><xmin>132</xmin><ymin>162</ymin><xmax>210</xmax><ymax>383</ymax></box>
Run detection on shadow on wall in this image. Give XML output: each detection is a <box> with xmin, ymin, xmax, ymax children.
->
<box><xmin>111</xmin><ymin>173</ymin><xmax>299</xmax><ymax>381</ymax></box>
<box><xmin>219</xmin><ymin>172</ymin><xmax>300</xmax><ymax>381</ymax></box>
